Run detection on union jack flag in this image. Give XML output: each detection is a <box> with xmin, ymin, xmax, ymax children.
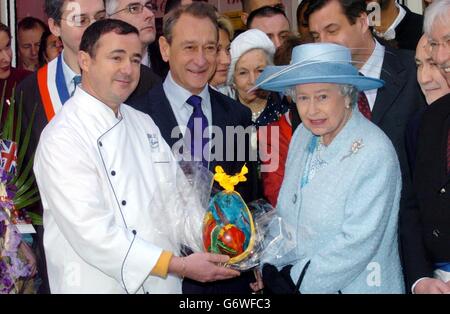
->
<box><xmin>0</xmin><ymin>139</ymin><xmax>18</xmax><ymax>175</ymax></box>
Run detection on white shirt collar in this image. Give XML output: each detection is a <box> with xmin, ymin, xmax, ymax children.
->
<box><xmin>163</xmin><ymin>71</ymin><xmax>210</xmax><ymax>113</ymax></box>
<box><xmin>61</xmin><ymin>50</ymin><xmax>81</xmax><ymax>94</ymax></box>
<box><xmin>374</xmin><ymin>1</ymin><xmax>406</xmax><ymax>40</ymax></box>
<box><xmin>360</xmin><ymin>39</ymin><xmax>384</xmax><ymax>80</ymax></box>
<box><xmin>163</xmin><ymin>71</ymin><xmax>212</xmax><ymax>138</ymax></box>
<box><xmin>141</xmin><ymin>52</ymin><xmax>150</xmax><ymax>68</ymax></box>
<box><xmin>360</xmin><ymin>39</ymin><xmax>385</xmax><ymax>110</ymax></box>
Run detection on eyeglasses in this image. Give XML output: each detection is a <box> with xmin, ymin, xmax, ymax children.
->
<box><xmin>60</xmin><ymin>10</ymin><xmax>107</xmax><ymax>28</ymax></box>
<box><xmin>429</xmin><ymin>38</ymin><xmax>450</xmax><ymax>52</ymax></box>
<box><xmin>109</xmin><ymin>1</ymin><xmax>155</xmax><ymax>16</ymax></box>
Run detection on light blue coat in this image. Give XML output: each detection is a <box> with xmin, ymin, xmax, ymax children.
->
<box><xmin>276</xmin><ymin>109</ymin><xmax>405</xmax><ymax>293</ymax></box>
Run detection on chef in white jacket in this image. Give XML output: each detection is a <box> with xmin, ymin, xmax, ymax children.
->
<box><xmin>33</xmin><ymin>19</ymin><xmax>239</xmax><ymax>294</ymax></box>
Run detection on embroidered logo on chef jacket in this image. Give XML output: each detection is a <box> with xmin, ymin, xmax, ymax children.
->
<box><xmin>147</xmin><ymin>133</ymin><xmax>159</xmax><ymax>152</ymax></box>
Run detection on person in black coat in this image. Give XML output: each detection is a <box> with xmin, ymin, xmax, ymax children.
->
<box><xmin>405</xmin><ymin>34</ymin><xmax>450</xmax><ymax>174</ymax></box>
<box><xmin>401</xmin><ymin>92</ymin><xmax>450</xmax><ymax>293</ymax></box>
<box><xmin>400</xmin><ymin>0</ymin><xmax>450</xmax><ymax>294</ymax></box>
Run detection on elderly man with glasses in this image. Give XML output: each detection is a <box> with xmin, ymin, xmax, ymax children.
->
<box><xmin>104</xmin><ymin>1</ymin><xmax>162</xmax><ymax>97</ymax></box>
<box><xmin>105</xmin><ymin>1</ymin><xmax>157</xmax><ymax>68</ymax></box>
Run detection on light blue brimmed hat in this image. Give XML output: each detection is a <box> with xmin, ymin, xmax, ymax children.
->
<box><xmin>252</xmin><ymin>43</ymin><xmax>384</xmax><ymax>93</ymax></box>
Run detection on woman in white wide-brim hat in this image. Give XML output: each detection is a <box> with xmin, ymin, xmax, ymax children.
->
<box><xmin>258</xmin><ymin>43</ymin><xmax>405</xmax><ymax>293</ymax></box>
<box><xmin>228</xmin><ymin>29</ymin><xmax>289</xmax><ymax>126</ymax></box>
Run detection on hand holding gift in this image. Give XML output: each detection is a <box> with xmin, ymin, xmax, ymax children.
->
<box><xmin>169</xmin><ymin>253</ymin><xmax>240</xmax><ymax>282</ymax></box>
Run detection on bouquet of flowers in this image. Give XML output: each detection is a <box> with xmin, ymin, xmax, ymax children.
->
<box><xmin>1</xmin><ymin>85</ymin><xmax>40</xmax><ymax>293</ymax></box>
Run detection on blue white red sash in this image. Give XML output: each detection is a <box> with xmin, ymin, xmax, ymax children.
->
<box><xmin>37</xmin><ymin>54</ymin><xmax>70</xmax><ymax>122</ymax></box>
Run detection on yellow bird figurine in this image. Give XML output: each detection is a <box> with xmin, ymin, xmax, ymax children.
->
<box><xmin>213</xmin><ymin>165</ymin><xmax>248</xmax><ymax>192</ymax></box>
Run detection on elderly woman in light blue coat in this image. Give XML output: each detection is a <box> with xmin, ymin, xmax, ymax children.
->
<box><xmin>255</xmin><ymin>43</ymin><xmax>404</xmax><ymax>293</ymax></box>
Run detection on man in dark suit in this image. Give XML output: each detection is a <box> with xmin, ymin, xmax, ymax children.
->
<box><xmin>304</xmin><ymin>0</ymin><xmax>426</xmax><ymax>216</ymax></box>
<box><xmin>401</xmin><ymin>92</ymin><xmax>450</xmax><ymax>294</ymax></box>
<box><xmin>15</xmin><ymin>0</ymin><xmax>160</xmax><ymax>294</ymax></box>
<box><xmin>400</xmin><ymin>0</ymin><xmax>450</xmax><ymax>294</ymax></box>
<box><xmin>127</xmin><ymin>2</ymin><xmax>259</xmax><ymax>293</ymax></box>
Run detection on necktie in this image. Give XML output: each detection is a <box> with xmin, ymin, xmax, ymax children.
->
<box><xmin>186</xmin><ymin>95</ymin><xmax>209</xmax><ymax>167</ymax></box>
<box><xmin>357</xmin><ymin>91</ymin><xmax>372</xmax><ymax>120</ymax></box>
<box><xmin>71</xmin><ymin>75</ymin><xmax>82</xmax><ymax>96</ymax></box>
<box><xmin>447</xmin><ymin>129</ymin><xmax>450</xmax><ymax>174</ymax></box>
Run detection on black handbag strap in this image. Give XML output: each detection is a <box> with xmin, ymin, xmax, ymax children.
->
<box><xmin>294</xmin><ymin>260</ymin><xmax>343</xmax><ymax>294</ymax></box>
<box><xmin>295</xmin><ymin>260</ymin><xmax>311</xmax><ymax>291</ymax></box>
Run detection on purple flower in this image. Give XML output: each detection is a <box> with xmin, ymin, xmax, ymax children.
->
<box><xmin>6</xmin><ymin>184</ymin><xmax>17</xmax><ymax>199</ymax></box>
<box><xmin>3</xmin><ymin>227</ymin><xmax>21</xmax><ymax>254</ymax></box>
<box><xmin>0</xmin><ymin>259</ymin><xmax>14</xmax><ymax>294</ymax></box>
<box><xmin>0</xmin><ymin>169</ymin><xmax>8</xmax><ymax>182</ymax></box>
<box><xmin>1</xmin><ymin>200</ymin><xmax>33</xmax><ymax>293</ymax></box>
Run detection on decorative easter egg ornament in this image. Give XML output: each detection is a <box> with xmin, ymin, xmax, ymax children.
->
<box><xmin>202</xmin><ymin>165</ymin><xmax>256</xmax><ymax>266</ymax></box>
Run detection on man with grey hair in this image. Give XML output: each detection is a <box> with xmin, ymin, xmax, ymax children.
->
<box><xmin>104</xmin><ymin>0</ymin><xmax>161</xmax><ymax>96</ymax></box>
<box><xmin>424</xmin><ymin>0</ymin><xmax>450</xmax><ymax>85</ymax></box>
<box><xmin>105</xmin><ymin>0</ymin><xmax>156</xmax><ymax>67</ymax></box>
<box><xmin>400</xmin><ymin>0</ymin><xmax>450</xmax><ymax>294</ymax></box>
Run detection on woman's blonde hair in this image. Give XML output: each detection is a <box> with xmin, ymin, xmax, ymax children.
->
<box><xmin>217</xmin><ymin>14</ymin><xmax>234</xmax><ymax>41</ymax></box>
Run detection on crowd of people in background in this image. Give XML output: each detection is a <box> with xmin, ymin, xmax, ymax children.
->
<box><xmin>0</xmin><ymin>0</ymin><xmax>449</xmax><ymax>294</ymax></box>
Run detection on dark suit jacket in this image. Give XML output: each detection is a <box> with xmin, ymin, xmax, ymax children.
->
<box><xmin>394</xmin><ymin>5</ymin><xmax>423</xmax><ymax>51</ymax></box>
<box><xmin>400</xmin><ymin>93</ymin><xmax>450</xmax><ymax>291</ymax></box>
<box><xmin>127</xmin><ymin>83</ymin><xmax>259</xmax><ymax>203</ymax></box>
<box><xmin>405</xmin><ymin>105</ymin><xmax>427</xmax><ymax>174</ymax></box>
<box><xmin>372</xmin><ymin>45</ymin><xmax>426</xmax><ymax>212</ymax></box>
<box><xmin>14</xmin><ymin>63</ymin><xmax>160</xmax><ymax>294</ymax></box>
<box><xmin>148</xmin><ymin>40</ymin><xmax>169</xmax><ymax>79</ymax></box>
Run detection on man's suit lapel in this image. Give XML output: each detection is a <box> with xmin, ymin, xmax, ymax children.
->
<box><xmin>372</xmin><ymin>46</ymin><xmax>406</xmax><ymax>125</ymax></box>
<box><xmin>147</xmin><ymin>84</ymin><xmax>180</xmax><ymax>148</ymax></box>
<box><xmin>444</xmin><ymin>110</ymin><xmax>450</xmax><ymax>183</ymax></box>
<box><xmin>209</xmin><ymin>87</ymin><xmax>232</xmax><ymax>171</ymax></box>
<box><xmin>209</xmin><ymin>87</ymin><xmax>231</xmax><ymax>127</ymax></box>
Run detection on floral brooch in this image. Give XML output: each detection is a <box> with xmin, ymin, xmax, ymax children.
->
<box><xmin>341</xmin><ymin>139</ymin><xmax>364</xmax><ymax>161</ymax></box>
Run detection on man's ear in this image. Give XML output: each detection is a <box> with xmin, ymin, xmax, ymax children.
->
<box><xmin>240</xmin><ymin>12</ymin><xmax>249</xmax><ymax>26</ymax></box>
<box><xmin>48</xmin><ymin>18</ymin><xmax>61</xmax><ymax>37</ymax></box>
<box><xmin>358</xmin><ymin>12</ymin><xmax>370</xmax><ymax>35</ymax></box>
<box><xmin>78</xmin><ymin>51</ymin><xmax>90</xmax><ymax>73</ymax></box>
<box><xmin>159</xmin><ymin>36</ymin><xmax>171</xmax><ymax>63</ymax></box>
